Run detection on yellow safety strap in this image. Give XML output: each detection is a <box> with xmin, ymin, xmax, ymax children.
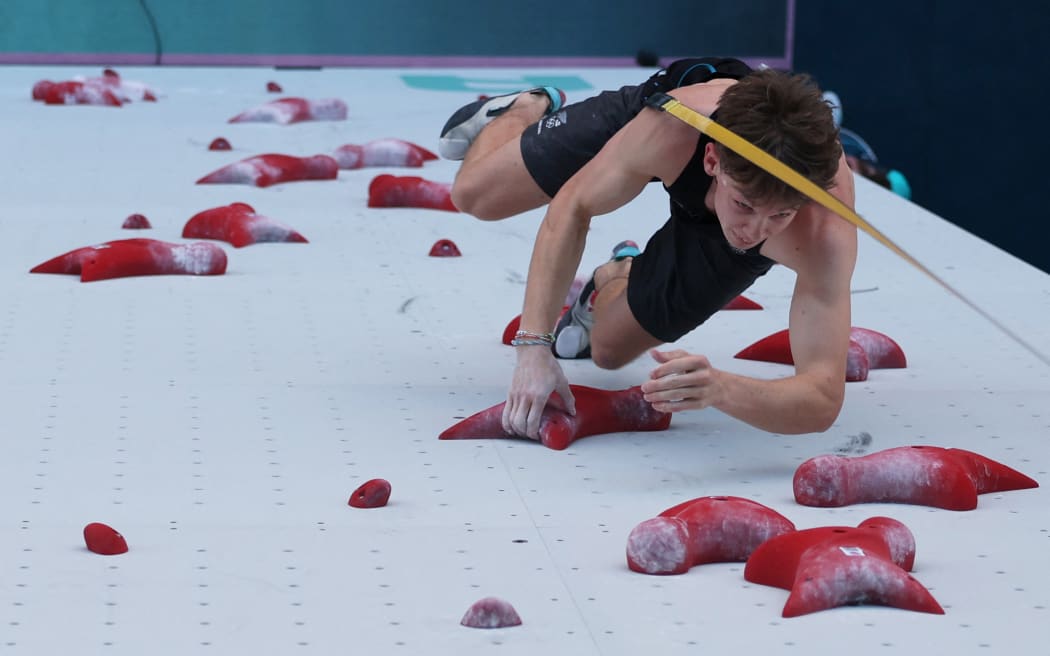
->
<box><xmin>647</xmin><ymin>92</ymin><xmax>1049</xmax><ymax>366</ymax></box>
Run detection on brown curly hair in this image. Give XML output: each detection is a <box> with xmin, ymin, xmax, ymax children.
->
<box><xmin>714</xmin><ymin>69</ymin><xmax>841</xmax><ymax>205</ymax></box>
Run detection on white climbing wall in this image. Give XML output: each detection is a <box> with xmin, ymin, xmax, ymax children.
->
<box><xmin>0</xmin><ymin>65</ymin><xmax>1047</xmax><ymax>655</ymax></box>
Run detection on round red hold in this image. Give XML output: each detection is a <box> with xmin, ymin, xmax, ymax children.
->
<box><xmin>83</xmin><ymin>522</ymin><xmax>129</xmax><ymax>555</ymax></box>
<box><xmin>349</xmin><ymin>478</ymin><xmax>391</xmax><ymax>508</ymax></box>
<box><xmin>266</xmin><ymin>81</ymin><xmax>283</xmax><ymax>93</ymax></box>
<box><xmin>122</xmin><ymin>213</ymin><xmax>152</xmax><ymax>229</ymax></box>
<box><xmin>208</xmin><ymin>137</ymin><xmax>232</xmax><ymax>151</ymax></box>
<box><xmin>460</xmin><ymin>597</ymin><xmax>522</xmax><ymax>628</ymax></box>
<box><xmin>429</xmin><ymin>239</ymin><xmax>462</xmax><ymax>257</ymax></box>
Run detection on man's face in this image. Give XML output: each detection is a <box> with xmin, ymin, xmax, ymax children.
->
<box><xmin>703</xmin><ymin>144</ymin><xmax>800</xmax><ymax>251</ymax></box>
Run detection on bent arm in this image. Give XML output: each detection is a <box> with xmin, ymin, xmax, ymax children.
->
<box><xmin>715</xmin><ymin>154</ymin><xmax>858</xmax><ymax>433</ymax></box>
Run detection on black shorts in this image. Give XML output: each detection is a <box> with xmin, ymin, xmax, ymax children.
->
<box><xmin>519</xmin><ymin>65</ymin><xmax>774</xmax><ymax>344</ymax></box>
<box><xmin>520</xmin><ymin>83</ymin><xmax>648</xmax><ymax>198</ymax></box>
<box><xmin>626</xmin><ymin>213</ymin><xmax>774</xmax><ymax>343</ymax></box>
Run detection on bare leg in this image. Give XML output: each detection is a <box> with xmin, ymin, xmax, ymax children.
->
<box><xmin>450</xmin><ymin>92</ymin><xmax>554</xmax><ymax>220</ymax></box>
<box><xmin>588</xmin><ymin>257</ymin><xmax>663</xmax><ymax>369</ymax></box>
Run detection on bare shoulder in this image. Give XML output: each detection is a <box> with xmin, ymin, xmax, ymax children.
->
<box><xmin>763</xmin><ymin>154</ymin><xmax>858</xmax><ymax>281</ymax></box>
<box><xmin>601</xmin><ymin>100</ymin><xmax>698</xmax><ymax>184</ymax></box>
<box><xmin>668</xmin><ymin>78</ymin><xmax>739</xmax><ymax>116</ymax></box>
<box><xmin>765</xmin><ymin>207</ymin><xmax>858</xmax><ymax>279</ymax></box>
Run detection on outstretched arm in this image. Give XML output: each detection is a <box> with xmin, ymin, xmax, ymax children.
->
<box><xmin>503</xmin><ymin>108</ymin><xmax>697</xmax><ymax>438</ymax></box>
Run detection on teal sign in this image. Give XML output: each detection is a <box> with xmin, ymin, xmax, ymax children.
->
<box><xmin>401</xmin><ymin>75</ymin><xmax>592</xmax><ymax>93</ymax></box>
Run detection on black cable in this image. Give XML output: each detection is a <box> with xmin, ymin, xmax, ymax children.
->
<box><xmin>137</xmin><ymin>0</ymin><xmax>163</xmax><ymax>65</ymax></box>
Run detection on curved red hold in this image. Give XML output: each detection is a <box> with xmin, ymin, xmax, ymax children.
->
<box><xmin>439</xmin><ymin>385</ymin><xmax>671</xmax><ymax>451</ymax></box>
<box><xmin>793</xmin><ymin>445</ymin><xmax>1039</xmax><ymax>511</ymax></box>
<box><xmin>32</xmin><ymin>69</ymin><xmax>156</xmax><ymax>106</ymax></box>
<box><xmin>428</xmin><ymin>239</ymin><xmax>462</xmax><ymax>257</ymax></box>
<box><xmin>744</xmin><ymin>517</ymin><xmax>942</xmax><ymax>617</ymax></box>
<box><xmin>332</xmin><ymin>138</ymin><xmax>439</xmax><ymax>169</ymax></box>
<box><xmin>626</xmin><ymin>496</ymin><xmax>795</xmax><ymax>575</ymax></box>
<box><xmin>228</xmin><ymin>97</ymin><xmax>348</xmax><ymax>124</ymax></box>
<box><xmin>460</xmin><ymin>597</ymin><xmax>522</xmax><ymax>629</ymax></box>
<box><xmin>30</xmin><ymin>238</ymin><xmax>227</xmax><ymax>282</ymax></box>
<box><xmin>33</xmin><ymin>80</ymin><xmax>122</xmax><ymax>106</ymax></box>
<box><xmin>83</xmin><ymin>522</ymin><xmax>129</xmax><ymax>555</ymax></box>
<box><xmin>735</xmin><ymin>326</ymin><xmax>906</xmax><ymax>378</ymax></box>
<box><xmin>208</xmin><ymin>137</ymin><xmax>232</xmax><ymax>151</ymax></box>
<box><xmin>266</xmin><ymin>81</ymin><xmax>283</xmax><ymax>93</ymax></box>
<box><xmin>722</xmin><ymin>295</ymin><xmax>763</xmax><ymax>310</ymax></box>
<box><xmin>121</xmin><ymin>213</ymin><xmax>152</xmax><ymax>229</ymax></box>
<box><xmin>348</xmin><ymin>479</ymin><xmax>392</xmax><ymax>508</ymax></box>
<box><xmin>501</xmin><ymin>307</ymin><xmax>569</xmax><ymax>346</ymax></box>
<box><xmin>368</xmin><ymin>175</ymin><xmax>458</xmax><ymax>212</ymax></box>
<box><xmin>197</xmin><ymin>154</ymin><xmax>339</xmax><ymax>188</ymax></box>
<box><xmin>183</xmin><ymin>202</ymin><xmax>308</xmax><ymax>248</ymax></box>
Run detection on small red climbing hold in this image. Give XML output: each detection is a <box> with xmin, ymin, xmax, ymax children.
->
<box><xmin>121</xmin><ymin>213</ymin><xmax>151</xmax><ymax>229</ymax></box>
<box><xmin>348</xmin><ymin>478</ymin><xmax>392</xmax><ymax>508</ymax></box>
<box><xmin>83</xmin><ymin>522</ymin><xmax>129</xmax><ymax>555</ymax></box>
<box><xmin>460</xmin><ymin>597</ymin><xmax>522</xmax><ymax>628</ymax></box>
<box><xmin>208</xmin><ymin>137</ymin><xmax>232</xmax><ymax>151</ymax></box>
<box><xmin>266</xmin><ymin>81</ymin><xmax>283</xmax><ymax>93</ymax></box>
<box><xmin>429</xmin><ymin>239</ymin><xmax>462</xmax><ymax>257</ymax></box>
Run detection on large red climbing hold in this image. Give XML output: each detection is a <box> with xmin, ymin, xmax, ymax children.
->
<box><xmin>332</xmin><ymin>139</ymin><xmax>438</xmax><ymax>169</ymax></box>
<box><xmin>626</xmin><ymin>496</ymin><xmax>795</xmax><ymax>575</ymax></box>
<box><xmin>744</xmin><ymin>517</ymin><xmax>942</xmax><ymax>617</ymax></box>
<box><xmin>31</xmin><ymin>238</ymin><xmax>227</xmax><ymax>282</ymax></box>
<box><xmin>368</xmin><ymin>175</ymin><xmax>458</xmax><ymax>212</ymax></box>
<box><xmin>228</xmin><ymin>97</ymin><xmax>347</xmax><ymax>124</ymax></box>
<box><xmin>735</xmin><ymin>326</ymin><xmax>906</xmax><ymax>380</ymax></box>
<box><xmin>439</xmin><ymin>385</ymin><xmax>670</xmax><ymax>450</ymax></box>
<box><xmin>197</xmin><ymin>154</ymin><xmax>339</xmax><ymax>188</ymax></box>
<box><xmin>182</xmin><ymin>203</ymin><xmax>308</xmax><ymax>248</ymax></box>
<box><xmin>793</xmin><ymin>445</ymin><xmax>1039</xmax><ymax>511</ymax></box>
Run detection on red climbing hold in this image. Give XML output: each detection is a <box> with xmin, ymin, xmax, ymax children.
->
<box><xmin>197</xmin><ymin>154</ymin><xmax>339</xmax><ymax>188</ymax></box>
<box><xmin>208</xmin><ymin>137</ymin><xmax>232</xmax><ymax>151</ymax></box>
<box><xmin>460</xmin><ymin>597</ymin><xmax>522</xmax><ymax>629</ymax></box>
<box><xmin>735</xmin><ymin>326</ymin><xmax>906</xmax><ymax>381</ymax></box>
<box><xmin>744</xmin><ymin>517</ymin><xmax>942</xmax><ymax>617</ymax></box>
<box><xmin>348</xmin><ymin>479</ymin><xmax>392</xmax><ymax>508</ymax></box>
<box><xmin>121</xmin><ymin>213</ymin><xmax>151</xmax><ymax>229</ymax></box>
<box><xmin>31</xmin><ymin>238</ymin><xmax>227</xmax><ymax>282</ymax></box>
<box><xmin>793</xmin><ymin>445</ymin><xmax>1039</xmax><ymax>511</ymax></box>
<box><xmin>439</xmin><ymin>385</ymin><xmax>670</xmax><ymax>450</ymax></box>
<box><xmin>83</xmin><ymin>522</ymin><xmax>129</xmax><ymax>555</ymax></box>
<box><xmin>626</xmin><ymin>496</ymin><xmax>795</xmax><ymax>575</ymax></box>
<box><xmin>428</xmin><ymin>239</ymin><xmax>461</xmax><ymax>257</ymax></box>
<box><xmin>182</xmin><ymin>202</ymin><xmax>308</xmax><ymax>248</ymax></box>
<box><xmin>368</xmin><ymin>175</ymin><xmax>458</xmax><ymax>212</ymax></box>
<box><xmin>32</xmin><ymin>69</ymin><xmax>156</xmax><ymax>106</ymax></box>
<box><xmin>266</xmin><ymin>81</ymin><xmax>283</xmax><ymax>93</ymax></box>
<box><xmin>228</xmin><ymin>97</ymin><xmax>347</xmax><ymax>124</ymax></box>
<box><xmin>332</xmin><ymin>139</ymin><xmax>439</xmax><ymax>169</ymax></box>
